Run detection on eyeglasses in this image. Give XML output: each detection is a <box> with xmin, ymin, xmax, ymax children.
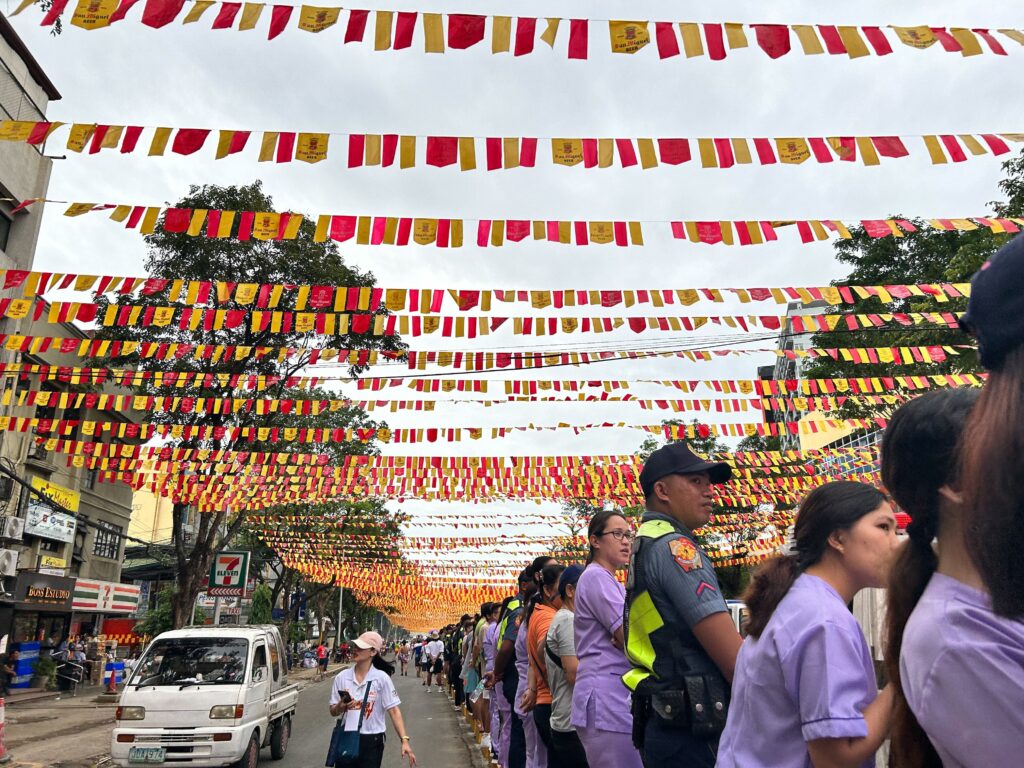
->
<box><xmin>596</xmin><ymin>530</ymin><xmax>635</xmax><ymax>542</ymax></box>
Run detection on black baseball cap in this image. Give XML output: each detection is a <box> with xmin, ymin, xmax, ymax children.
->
<box><xmin>639</xmin><ymin>442</ymin><xmax>732</xmax><ymax>497</ymax></box>
<box><xmin>959</xmin><ymin>233</ymin><xmax>1024</xmax><ymax>371</ymax></box>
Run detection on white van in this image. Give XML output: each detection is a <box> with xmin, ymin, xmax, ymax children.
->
<box><xmin>111</xmin><ymin>625</ymin><xmax>299</xmax><ymax>768</ymax></box>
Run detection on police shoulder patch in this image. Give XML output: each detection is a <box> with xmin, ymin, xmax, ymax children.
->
<box><xmin>669</xmin><ymin>537</ymin><xmax>702</xmax><ymax>573</ymax></box>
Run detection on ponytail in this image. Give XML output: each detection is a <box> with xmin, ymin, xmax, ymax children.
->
<box><xmin>742</xmin><ymin>555</ymin><xmax>800</xmax><ymax>638</ymax></box>
<box><xmin>744</xmin><ymin>481</ymin><xmax>887</xmax><ymax>639</ymax></box>
<box><xmin>881</xmin><ymin>387</ymin><xmax>978</xmax><ymax>767</ymax></box>
<box><xmin>372</xmin><ymin>651</ymin><xmax>396</xmax><ymax>676</ymax></box>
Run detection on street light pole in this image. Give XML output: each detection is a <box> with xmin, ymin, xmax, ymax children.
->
<box><xmin>335</xmin><ymin>584</ymin><xmax>343</xmax><ymax>646</ymax></box>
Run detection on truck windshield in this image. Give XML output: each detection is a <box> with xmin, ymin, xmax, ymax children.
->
<box><xmin>131</xmin><ymin>638</ymin><xmax>249</xmax><ymax>686</ymax></box>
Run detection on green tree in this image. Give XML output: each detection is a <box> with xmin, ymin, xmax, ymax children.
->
<box><xmin>135</xmin><ymin>587</ymin><xmax>205</xmax><ymax>637</ymax></box>
<box><xmin>248</xmin><ymin>583</ymin><xmax>273</xmax><ymax>625</ymax></box>
<box><xmin>91</xmin><ymin>182</ymin><xmax>406</xmax><ymax>628</ymax></box>
<box><xmin>802</xmin><ymin>149</ymin><xmax>1024</xmax><ymax>418</ymax></box>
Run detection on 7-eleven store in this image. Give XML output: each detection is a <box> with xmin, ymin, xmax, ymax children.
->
<box><xmin>70</xmin><ymin>579</ymin><xmax>143</xmax><ymax>650</ymax></box>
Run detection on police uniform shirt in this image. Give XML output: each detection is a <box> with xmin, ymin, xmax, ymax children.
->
<box><xmin>640</xmin><ymin>511</ymin><xmax>728</xmax><ymax>649</ymax></box>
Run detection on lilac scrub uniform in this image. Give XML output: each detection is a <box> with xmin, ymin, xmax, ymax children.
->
<box><xmin>717</xmin><ymin>574</ymin><xmax>878</xmax><ymax>768</ymax></box>
<box><xmin>515</xmin><ymin>619</ymin><xmax>548</xmax><ymax>768</ymax></box>
<box><xmin>572</xmin><ymin>563</ymin><xmax>644</xmax><ymax>768</ymax></box>
<box><xmin>485</xmin><ymin>621</ymin><xmax>509</xmax><ymax>767</ymax></box>
<box><xmin>900</xmin><ymin>572</ymin><xmax>1024</xmax><ymax>767</ymax></box>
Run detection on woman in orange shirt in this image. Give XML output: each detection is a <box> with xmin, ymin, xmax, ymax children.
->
<box><xmin>521</xmin><ymin>562</ymin><xmax>567</xmax><ymax>760</ymax></box>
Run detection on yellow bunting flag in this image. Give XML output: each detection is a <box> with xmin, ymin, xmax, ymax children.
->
<box><xmin>295</xmin><ymin>133</ymin><xmax>329</xmax><ymax>163</ymax></box>
<box><xmin>776</xmin><ymin>138</ymin><xmax>811</xmax><ymax>164</ymax></box>
<box><xmin>66</xmin><ymin>124</ymin><xmax>96</xmax><ymax>153</ymax></box>
<box><xmin>609</xmin><ymin>21</ymin><xmax>650</xmax><ymax>54</ymax></box>
<box><xmin>492</xmin><ymin>16</ymin><xmax>512</xmax><ymax>53</ymax></box>
<box><xmin>892</xmin><ymin>26</ymin><xmax>937</xmax><ymax>48</ymax></box>
<box><xmin>252</xmin><ymin>213</ymin><xmax>281</xmax><ymax>240</ymax></box>
<box><xmin>298</xmin><ymin>5</ymin><xmax>340</xmax><ymax>33</ymax></box>
<box><xmin>413</xmin><ymin>219</ymin><xmax>438</xmax><ymax>245</ymax></box>
<box><xmin>239</xmin><ymin>3</ymin><xmax>264</xmax><ymax>30</ymax></box>
<box><xmin>182</xmin><ymin>0</ymin><xmax>215</xmax><ymax>23</ymax></box>
<box><xmin>423</xmin><ymin>13</ymin><xmax>445</xmax><ymax>53</ymax></box>
<box><xmin>70</xmin><ymin>0</ymin><xmax>119</xmax><ymax>29</ymax></box>
<box><xmin>541</xmin><ymin>18</ymin><xmax>561</xmax><ymax>48</ymax></box>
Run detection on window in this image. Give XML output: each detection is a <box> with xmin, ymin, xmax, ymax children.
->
<box><xmin>39</xmin><ymin>538</ymin><xmax>60</xmax><ymax>553</ymax></box>
<box><xmin>252</xmin><ymin>644</ymin><xmax>268</xmax><ymax>681</ymax></box>
<box><xmin>0</xmin><ymin>211</ymin><xmax>10</xmax><ymax>254</ymax></box>
<box><xmin>92</xmin><ymin>520</ymin><xmax>121</xmax><ymax>560</ymax></box>
<box><xmin>83</xmin><ymin>468</ymin><xmax>97</xmax><ymax>491</ymax></box>
<box><xmin>269</xmin><ymin>634</ymin><xmax>281</xmax><ymax>682</ymax></box>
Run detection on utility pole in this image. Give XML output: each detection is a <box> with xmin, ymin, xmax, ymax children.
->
<box><xmin>335</xmin><ymin>584</ymin><xmax>343</xmax><ymax>646</ymax></box>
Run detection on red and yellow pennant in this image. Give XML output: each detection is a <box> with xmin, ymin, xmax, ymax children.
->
<box><xmin>0</xmin><ymin>268</ymin><xmax>974</xmax><ymax>310</ymax></box>
<box><xmin>3</xmin><ymin>120</ymin><xmax>1021</xmax><ymax>169</ymax></box>
<box><xmin>14</xmin><ymin>3</ymin><xmax>1023</xmax><ymax>62</ymax></box>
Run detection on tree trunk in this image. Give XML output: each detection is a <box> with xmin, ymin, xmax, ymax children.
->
<box><xmin>170</xmin><ymin>502</ymin><xmax>248</xmax><ymax>629</ymax></box>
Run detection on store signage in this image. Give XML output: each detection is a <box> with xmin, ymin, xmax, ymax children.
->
<box><xmin>208</xmin><ymin>551</ymin><xmax>250</xmax><ymax>597</ymax></box>
<box><xmin>39</xmin><ymin>555</ymin><xmax>66</xmax><ymax>577</ymax></box>
<box><xmin>14</xmin><ymin>572</ymin><xmax>75</xmax><ymax>609</ymax></box>
<box><xmin>25</xmin><ymin>478</ymin><xmax>79</xmax><ymax>544</ymax></box>
<box><xmin>72</xmin><ymin>579</ymin><xmax>141</xmax><ymax>613</ymax></box>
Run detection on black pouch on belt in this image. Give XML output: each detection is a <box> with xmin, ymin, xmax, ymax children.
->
<box><xmin>650</xmin><ymin>690</ymin><xmax>689</xmax><ymax>729</ymax></box>
<box><xmin>683</xmin><ymin>673</ymin><xmax>729</xmax><ymax>738</ymax></box>
<box><xmin>630</xmin><ymin>693</ymin><xmax>652</xmax><ymax>750</ymax></box>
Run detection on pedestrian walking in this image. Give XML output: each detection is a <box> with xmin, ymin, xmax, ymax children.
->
<box><xmin>317</xmin><ymin>641</ymin><xmax>329</xmax><ymax>681</ymax></box>
<box><xmin>424</xmin><ymin>631</ymin><xmax>444</xmax><ymax>692</ymax></box>
<box><xmin>544</xmin><ymin>564</ymin><xmax>588</xmax><ymax>768</ymax></box>
<box><xmin>572</xmin><ymin>510</ymin><xmax>642</xmax><ymax>768</ymax></box>
<box><xmin>623</xmin><ymin>442</ymin><xmax>743</xmax><ymax>768</ymax></box>
<box><xmin>328</xmin><ymin>631</ymin><xmax>416</xmax><ymax>768</ymax></box>
<box><xmin>717</xmin><ymin>481</ymin><xmax>898</xmax><ymax>767</ymax></box>
<box><xmin>397</xmin><ymin>641</ymin><xmax>410</xmax><ymax>676</ymax></box>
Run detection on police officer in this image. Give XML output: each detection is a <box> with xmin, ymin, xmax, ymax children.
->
<box><xmin>623</xmin><ymin>442</ymin><xmax>743</xmax><ymax>768</ymax></box>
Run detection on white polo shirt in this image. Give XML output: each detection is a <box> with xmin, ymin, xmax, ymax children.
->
<box><xmin>426</xmin><ymin>640</ymin><xmax>444</xmax><ymax>661</ymax></box>
<box><xmin>329</xmin><ymin>666</ymin><xmax>400</xmax><ymax>735</ymax></box>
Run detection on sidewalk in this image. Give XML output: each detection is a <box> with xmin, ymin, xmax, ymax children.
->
<box><xmin>2</xmin><ymin>662</ymin><xmax>349</xmax><ymax>768</ymax></box>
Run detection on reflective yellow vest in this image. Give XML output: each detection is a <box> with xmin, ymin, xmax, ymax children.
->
<box><xmin>497</xmin><ymin>598</ymin><xmax>522</xmax><ymax>642</ymax></box>
<box><xmin>622</xmin><ymin>518</ymin><xmax>676</xmax><ymax>693</ymax></box>
<box><xmin>622</xmin><ymin>518</ymin><xmax>721</xmax><ymax>695</ymax></box>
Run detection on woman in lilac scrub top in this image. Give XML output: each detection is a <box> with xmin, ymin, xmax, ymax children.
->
<box><xmin>572</xmin><ymin>510</ymin><xmax>643</xmax><ymax>768</ymax></box>
<box><xmin>888</xmin><ymin>234</ymin><xmax>1024</xmax><ymax>768</ymax></box>
<box><xmin>717</xmin><ymin>481</ymin><xmax>898</xmax><ymax>768</ymax></box>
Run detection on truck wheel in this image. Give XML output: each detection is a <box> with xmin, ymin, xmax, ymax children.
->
<box><xmin>237</xmin><ymin>732</ymin><xmax>260</xmax><ymax>768</ymax></box>
<box><xmin>270</xmin><ymin>717</ymin><xmax>290</xmax><ymax>760</ymax></box>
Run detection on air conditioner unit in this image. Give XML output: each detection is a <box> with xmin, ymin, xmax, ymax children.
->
<box><xmin>0</xmin><ymin>549</ymin><xmax>19</xmax><ymax>577</ymax></box>
<box><xmin>0</xmin><ymin>517</ymin><xmax>23</xmax><ymax>541</ymax></box>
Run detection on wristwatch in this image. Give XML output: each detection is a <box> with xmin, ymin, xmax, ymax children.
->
<box><xmin>401</xmin><ymin>736</ymin><xmax>411</xmax><ymax>742</ymax></box>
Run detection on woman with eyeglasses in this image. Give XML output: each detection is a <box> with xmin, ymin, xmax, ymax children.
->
<box><xmin>572</xmin><ymin>510</ymin><xmax>644</xmax><ymax>768</ymax></box>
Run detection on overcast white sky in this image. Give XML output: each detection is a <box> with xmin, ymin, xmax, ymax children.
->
<box><xmin>5</xmin><ymin>1</ymin><xmax>1020</xmax><ymax>594</ymax></box>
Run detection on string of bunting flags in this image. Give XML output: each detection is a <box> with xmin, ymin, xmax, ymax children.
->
<box><xmin>39</xmin><ymin>200</ymin><xmax>1024</xmax><ymax>247</ymax></box>
<box><xmin>0</xmin><ymin>268</ymin><xmax>975</xmax><ymax>309</ymax></box>
<box><xmin>13</xmin><ymin>2</ymin><xmax>1024</xmax><ymax>61</ymax></box>
<box><xmin>0</xmin><ymin>298</ymin><xmax>965</xmax><ymax>337</ymax></box>
<box><xmin>3</xmin><ymin>121</ymin><xmax>1021</xmax><ymax>169</ymax></box>
<box><xmin>0</xmin><ymin>386</ymin><xmax>915</xmax><ymax>416</ymax></box>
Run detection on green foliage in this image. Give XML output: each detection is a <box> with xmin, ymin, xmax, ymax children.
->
<box><xmin>32</xmin><ymin>657</ymin><xmax>57</xmax><ymax>690</ymax></box>
<box><xmin>136</xmin><ymin>587</ymin><xmax>205</xmax><ymax>636</ymax></box>
<box><xmin>802</xmin><ymin>150</ymin><xmax>1024</xmax><ymax>418</ymax></box>
<box><xmin>249</xmin><ymin>583</ymin><xmax>273</xmax><ymax>625</ymax></box>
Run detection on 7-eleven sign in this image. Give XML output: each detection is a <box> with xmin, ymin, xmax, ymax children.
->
<box><xmin>209</xmin><ymin>551</ymin><xmax>250</xmax><ymax>597</ymax></box>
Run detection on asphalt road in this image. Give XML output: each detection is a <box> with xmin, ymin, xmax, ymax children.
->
<box><xmin>274</xmin><ymin>667</ymin><xmax>477</xmax><ymax>768</ymax></box>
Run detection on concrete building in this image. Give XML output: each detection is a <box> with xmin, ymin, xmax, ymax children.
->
<box><xmin>770</xmin><ymin>300</ymin><xmax>829</xmax><ymax>451</ymax></box>
<box><xmin>0</xmin><ymin>307</ymin><xmax>145</xmax><ymax>652</ymax></box>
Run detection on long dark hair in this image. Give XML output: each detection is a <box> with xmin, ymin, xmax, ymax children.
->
<box><xmin>743</xmin><ymin>481</ymin><xmax>887</xmax><ymax>638</ymax></box>
<box><xmin>587</xmin><ymin>509</ymin><xmax>629</xmax><ymax>564</ymax></box>
<box><xmin>372</xmin><ymin>650</ymin><xmax>395</xmax><ymax>676</ymax></box>
<box><xmin>961</xmin><ymin>346</ymin><xmax>1024</xmax><ymax>618</ymax></box>
<box><xmin>881</xmin><ymin>387</ymin><xmax>978</xmax><ymax>768</ymax></box>
<box><xmin>523</xmin><ymin>562</ymin><xmax>566</xmax><ymax>628</ymax></box>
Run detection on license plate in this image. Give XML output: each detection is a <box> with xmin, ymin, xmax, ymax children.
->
<box><xmin>128</xmin><ymin>747</ymin><xmax>166</xmax><ymax>764</ymax></box>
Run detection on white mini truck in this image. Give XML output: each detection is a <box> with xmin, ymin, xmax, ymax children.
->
<box><xmin>111</xmin><ymin>625</ymin><xmax>299</xmax><ymax>768</ymax></box>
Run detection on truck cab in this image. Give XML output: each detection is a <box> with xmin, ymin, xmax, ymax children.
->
<box><xmin>111</xmin><ymin>625</ymin><xmax>298</xmax><ymax>768</ymax></box>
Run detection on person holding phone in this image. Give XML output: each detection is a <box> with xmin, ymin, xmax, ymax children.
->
<box><xmin>328</xmin><ymin>631</ymin><xmax>416</xmax><ymax>768</ymax></box>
